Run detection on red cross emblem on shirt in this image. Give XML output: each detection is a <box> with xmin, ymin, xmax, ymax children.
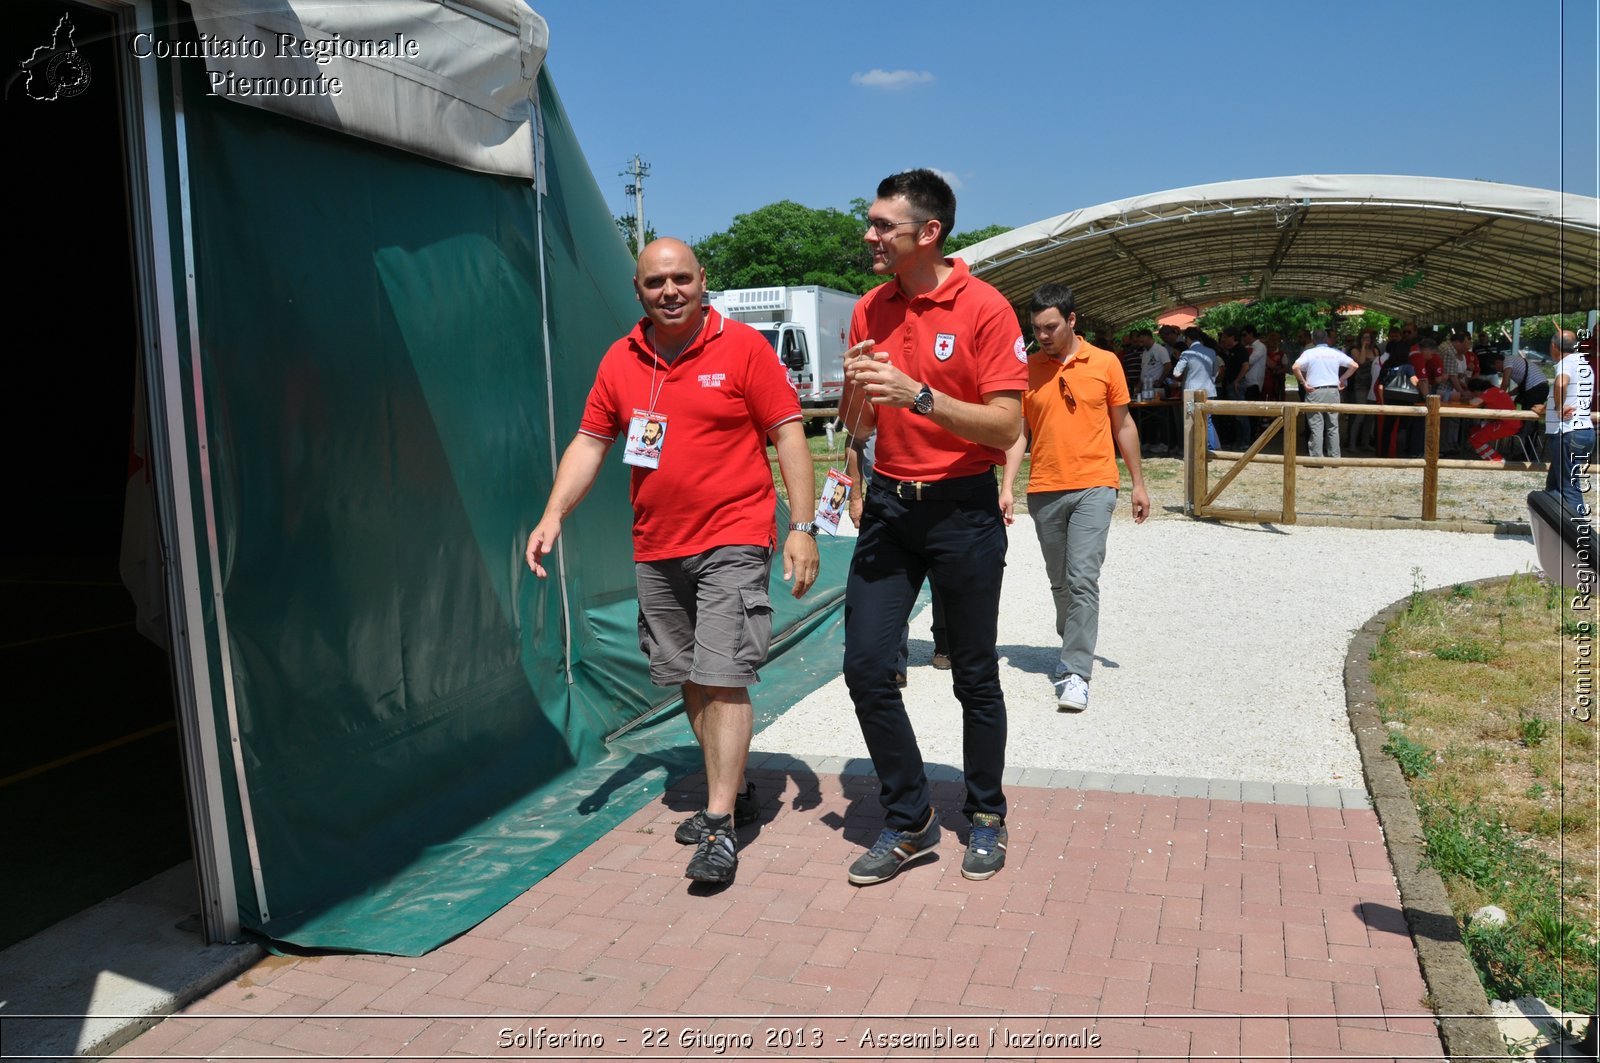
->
<box><xmin>934</xmin><ymin>332</ymin><xmax>956</xmax><ymax>361</ymax></box>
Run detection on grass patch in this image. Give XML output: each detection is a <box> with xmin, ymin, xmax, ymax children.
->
<box><xmin>1432</xmin><ymin>641</ymin><xmax>1494</xmax><ymax>663</ymax></box>
<box><xmin>1382</xmin><ymin>732</ymin><xmax>1434</xmax><ymax>779</ymax></box>
<box><xmin>1372</xmin><ymin>572</ymin><xmax>1598</xmax><ymax>1014</ymax></box>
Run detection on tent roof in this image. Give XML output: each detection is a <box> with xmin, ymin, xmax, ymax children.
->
<box><xmin>188</xmin><ymin>0</ymin><xmax>547</xmax><ymax>178</ymax></box>
<box><xmin>953</xmin><ymin>175</ymin><xmax>1600</xmax><ymax>328</ymax></box>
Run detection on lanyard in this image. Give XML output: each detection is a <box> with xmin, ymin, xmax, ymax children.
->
<box><xmin>644</xmin><ymin>321</ymin><xmax>703</xmax><ymax>412</ymax></box>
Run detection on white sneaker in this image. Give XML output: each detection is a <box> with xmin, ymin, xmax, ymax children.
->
<box><xmin>1055</xmin><ymin>673</ymin><xmax>1089</xmax><ymax>712</ymax></box>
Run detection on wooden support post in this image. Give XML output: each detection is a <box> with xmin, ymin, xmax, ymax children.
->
<box><xmin>1182</xmin><ymin>389</ymin><xmax>1195</xmax><ymax>515</ymax></box>
<box><xmin>1422</xmin><ymin>395</ymin><xmax>1441</xmax><ymax>521</ymax></box>
<box><xmin>1188</xmin><ymin>391</ymin><xmax>1208</xmax><ymax>517</ymax></box>
<box><xmin>1282</xmin><ymin>405</ymin><xmax>1298</xmax><ymax>525</ymax></box>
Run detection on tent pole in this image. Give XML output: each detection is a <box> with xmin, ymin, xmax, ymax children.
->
<box><xmin>171</xmin><ymin>50</ymin><xmax>272</xmax><ymax>925</ymax></box>
<box><xmin>531</xmin><ymin>90</ymin><xmax>574</xmax><ymax>686</ymax></box>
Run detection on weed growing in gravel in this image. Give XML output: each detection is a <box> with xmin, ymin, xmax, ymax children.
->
<box><xmin>1373</xmin><ymin>574</ymin><xmax>1597</xmax><ymax>1014</ymax></box>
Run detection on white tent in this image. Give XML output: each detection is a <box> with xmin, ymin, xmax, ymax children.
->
<box><xmin>953</xmin><ymin>175</ymin><xmax>1600</xmax><ymax>326</ymax></box>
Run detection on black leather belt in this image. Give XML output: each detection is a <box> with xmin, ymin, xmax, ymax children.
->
<box><xmin>874</xmin><ymin>471</ymin><xmax>994</xmax><ymax>501</ymax></box>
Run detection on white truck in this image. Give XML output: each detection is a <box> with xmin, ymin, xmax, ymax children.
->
<box><xmin>708</xmin><ymin>285</ymin><xmax>854</xmax><ymax>408</ymax></box>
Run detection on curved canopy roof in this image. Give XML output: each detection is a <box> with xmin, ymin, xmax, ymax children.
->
<box><xmin>954</xmin><ymin>175</ymin><xmax>1599</xmax><ymax>328</ymax></box>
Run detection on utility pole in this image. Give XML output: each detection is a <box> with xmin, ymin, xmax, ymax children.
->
<box><xmin>621</xmin><ymin>155</ymin><xmax>650</xmax><ymax>254</ymax></box>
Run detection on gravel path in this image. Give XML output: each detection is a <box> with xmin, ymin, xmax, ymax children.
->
<box><xmin>754</xmin><ymin>514</ymin><xmax>1536</xmax><ymax>788</ymax></box>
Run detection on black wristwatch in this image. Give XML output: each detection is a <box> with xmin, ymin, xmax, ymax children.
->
<box><xmin>911</xmin><ymin>384</ymin><xmax>935</xmax><ymax>416</ymax></box>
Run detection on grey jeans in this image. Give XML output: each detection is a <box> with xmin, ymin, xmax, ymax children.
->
<box><xmin>1029</xmin><ymin>486</ymin><xmax>1117</xmax><ymax>680</ymax></box>
<box><xmin>1307</xmin><ymin>386</ymin><xmax>1342</xmax><ymax>458</ymax></box>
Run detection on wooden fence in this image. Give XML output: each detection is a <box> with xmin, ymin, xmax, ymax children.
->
<box><xmin>1179</xmin><ymin>391</ymin><xmax>1553</xmax><ymax>526</ymax></box>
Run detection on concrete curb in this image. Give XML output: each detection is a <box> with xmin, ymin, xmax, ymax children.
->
<box><xmin>1344</xmin><ymin>577</ymin><xmax>1510</xmax><ymax>1062</ymax></box>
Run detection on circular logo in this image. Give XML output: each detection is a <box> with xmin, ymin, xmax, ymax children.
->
<box><xmin>1014</xmin><ymin>335</ymin><xmax>1029</xmax><ymax>363</ymax></box>
<box><xmin>47</xmin><ymin>51</ymin><xmax>92</xmax><ymax>98</ymax></box>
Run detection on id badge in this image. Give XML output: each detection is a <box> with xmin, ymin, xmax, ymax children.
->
<box><xmin>813</xmin><ymin>469</ymin><xmax>853</xmax><ymax>535</ymax></box>
<box><xmin>623</xmin><ymin>409</ymin><xmax>667</xmax><ymax>469</ymax></box>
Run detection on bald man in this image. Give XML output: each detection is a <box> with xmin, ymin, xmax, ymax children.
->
<box><xmin>526</xmin><ymin>239</ymin><xmax>819</xmax><ymax>886</ymax></box>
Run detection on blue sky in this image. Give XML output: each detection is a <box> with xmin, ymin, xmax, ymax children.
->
<box><xmin>534</xmin><ymin>0</ymin><xmax>1598</xmax><ymax>244</ymax></box>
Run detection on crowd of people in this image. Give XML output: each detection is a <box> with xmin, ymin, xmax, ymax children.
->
<box><xmin>1101</xmin><ymin>321</ymin><xmax>1595</xmax><ymax>467</ymax></box>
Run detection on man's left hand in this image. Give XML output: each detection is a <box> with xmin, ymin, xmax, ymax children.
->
<box><xmin>1130</xmin><ymin>484</ymin><xmax>1151</xmax><ymax>525</ymax></box>
<box><xmin>782</xmin><ymin>531</ymin><xmax>820</xmax><ymax>598</ymax></box>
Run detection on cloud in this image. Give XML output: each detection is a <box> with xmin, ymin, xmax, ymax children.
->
<box><xmin>929</xmin><ymin>167</ymin><xmax>963</xmax><ymax>190</ymax></box>
<box><xmin>850</xmin><ymin>68</ymin><xmax>934</xmax><ymax>90</ymax></box>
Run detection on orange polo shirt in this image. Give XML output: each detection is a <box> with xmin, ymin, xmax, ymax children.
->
<box><xmin>1022</xmin><ymin>339</ymin><xmax>1129</xmax><ymax>493</ymax></box>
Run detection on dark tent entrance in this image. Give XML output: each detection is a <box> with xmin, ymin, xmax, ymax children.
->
<box><xmin>1</xmin><ymin>0</ymin><xmax>192</xmax><ymax>951</ymax></box>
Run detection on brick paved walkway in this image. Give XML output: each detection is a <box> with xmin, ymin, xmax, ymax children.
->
<box><xmin>113</xmin><ymin>763</ymin><xmax>1444</xmax><ymax>1061</ymax></box>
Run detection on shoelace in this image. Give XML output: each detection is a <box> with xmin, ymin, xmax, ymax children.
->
<box><xmin>867</xmin><ymin>826</ymin><xmax>909</xmax><ymax>856</ymax></box>
<box><xmin>698</xmin><ymin>831</ymin><xmax>735</xmax><ymax>863</ymax></box>
<box><xmin>970</xmin><ymin>823</ymin><xmax>1000</xmax><ymax>854</ymax></box>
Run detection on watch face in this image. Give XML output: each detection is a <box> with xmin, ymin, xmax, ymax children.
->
<box><xmin>914</xmin><ymin>387</ymin><xmax>934</xmax><ymax>414</ymax></box>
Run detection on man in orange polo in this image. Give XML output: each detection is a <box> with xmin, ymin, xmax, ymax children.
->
<box><xmin>1001</xmin><ymin>284</ymin><xmax>1149</xmax><ymax>713</ymax></box>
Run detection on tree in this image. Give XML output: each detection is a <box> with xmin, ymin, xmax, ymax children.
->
<box><xmin>694</xmin><ymin>200</ymin><xmax>876</xmax><ymax>293</ymax></box>
<box><xmin>946</xmin><ymin>224</ymin><xmax>1011</xmax><ymax>253</ymax></box>
<box><xmin>615</xmin><ymin>214</ymin><xmax>656</xmax><ymax>257</ymax></box>
<box><xmin>1476</xmin><ymin>313</ymin><xmax>1587</xmax><ymax>349</ymax></box>
<box><xmin>1198</xmin><ymin>297</ymin><xmax>1337</xmax><ymax>339</ymax></box>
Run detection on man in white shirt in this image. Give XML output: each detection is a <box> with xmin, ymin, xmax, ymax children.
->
<box><xmin>1541</xmin><ymin>330</ymin><xmax>1595</xmax><ymax>518</ymax></box>
<box><xmin>1240</xmin><ymin>325</ymin><xmax>1268</xmax><ymax>398</ymax></box>
<box><xmin>1291</xmin><ymin>329</ymin><xmax>1358</xmax><ymax>458</ymax></box>
<box><xmin>1138</xmin><ymin>329</ymin><xmax>1170</xmax><ymax>394</ymax></box>
<box><xmin>1172</xmin><ymin>327</ymin><xmax>1221</xmax><ymax>450</ymax></box>
<box><xmin>1502</xmin><ymin>347</ymin><xmax>1551</xmax><ymax>456</ymax></box>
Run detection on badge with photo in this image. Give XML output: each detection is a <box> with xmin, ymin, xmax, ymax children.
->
<box><xmin>623</xmin><ymin>409</ymin><xmax>667</xmax><ymax>468</ymax></box>
<box><xmin>813</xmin><ymin>469</ymin><xmax>853</xmax><ymax>535</ymax></box>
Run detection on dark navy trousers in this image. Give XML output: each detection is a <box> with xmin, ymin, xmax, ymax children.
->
<box><xmin>844</xmin><ymin>474</ymin><xmax>1008</xmax><ymax>830</ymax></box>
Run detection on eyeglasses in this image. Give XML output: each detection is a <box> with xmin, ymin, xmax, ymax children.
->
<box><xmin>1058</xmin><ymin>374</ymin><xmax>1077</xmax><ymax>412</ymax></box>
<box><xmin>865</xmin><ymin>217</ymin><xmax>925</xmax><ymax>236</ymax></box>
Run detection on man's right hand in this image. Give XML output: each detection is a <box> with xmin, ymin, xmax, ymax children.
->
<box><xmin>525</xmin><ymin>518</ymin><xmax>561</xmax><ymax>577</ymax></box>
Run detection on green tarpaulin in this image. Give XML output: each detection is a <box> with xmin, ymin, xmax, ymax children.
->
<box><xmin>179</xmin><ymin>55</ymin><xmax>847</xmax><ymax>955</ymax></box>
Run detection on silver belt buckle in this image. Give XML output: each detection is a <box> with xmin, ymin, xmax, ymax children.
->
<box><xmin>907</xmin><ymin>480</ymin><xmax>925</xmax><ymax>500</ymax></box>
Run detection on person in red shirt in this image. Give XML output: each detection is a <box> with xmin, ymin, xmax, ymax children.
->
<box><xmin>1462</xmin><ymin>377</ymin><xmax>1519</xmax><ymax>462</ymax></box>
<box><xmin>1393</xmin><ymin>335</ymin><xmax>1445</xmax><ymax>457</ymax></box>
<box><xmin>838</xmin><ymin>169</ymin><xmax>1024</xmax><ymax>887</ymax></box>
<box><xmin>525</xmin><ymin>239</ymin><xmax>819</xmax><ymax>886</ymax></box>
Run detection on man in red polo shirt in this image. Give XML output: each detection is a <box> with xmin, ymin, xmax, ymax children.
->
<box><xmin>838</xmin><ymin>169</ymin><xmax>1025</xmax><ymax>886</ymax></box>
<box><xmin>526</xmin><ymin>238</ymin><xmax>819</xmax><ymax>887</ymax></box>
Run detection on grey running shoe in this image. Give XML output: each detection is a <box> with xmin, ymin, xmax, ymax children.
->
<box><xmin>961</xmin><ymin>813</ymin><xmax>1008</xmax><ymax>880</ymax></box>
<box><xmin>847</xmin><ymin>809</ymin><xmax>940</xmax><ymax>885</ymax></box>
<box><xmin>675</xmin><ymin>781</ymin><xmax>760</xmax><ymax>844</ymax></box>
<box><xmin>684</xmin><ymin>820</ymin><xmax>737</xmax><ymax>884</ymax></box>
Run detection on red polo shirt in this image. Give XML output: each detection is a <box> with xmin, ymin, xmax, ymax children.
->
<box><xmin>849</xmin><ymin>258</ymin><xmax>1027</xmax><ymax>481</ymax></box>
<box><xmin>1409</xmin><ymin>348</ymin><xmax>1444</xmax><ymax>386</ymax></box>
<box><xmin>579</xmin><ymin>307</ymin><xmax>802</xmax><ymax>562</ymax></box>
